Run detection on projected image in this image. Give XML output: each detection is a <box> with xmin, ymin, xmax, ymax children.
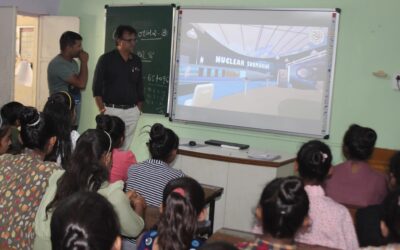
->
<box><xmin>176</xmin><ymin>23</ymin><xmax>329</xmax><ymax>119</ymax></box>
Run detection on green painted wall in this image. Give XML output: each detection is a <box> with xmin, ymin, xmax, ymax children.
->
<box><xmin>59</xmin><ymin>0</ymin><xmax>400</xmax><ymax>162</ymax></box>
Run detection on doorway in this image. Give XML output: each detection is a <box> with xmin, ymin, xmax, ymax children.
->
<box><xmin>13</xmin><ymin>15</ymin><xmax>79</xmax><ymax>110</ymax></box>
<box><xmin>0</xmin><ymin>8</ymin><xmax>79</xmax><ymax>109</ymax></box>
<box><xmin>14</xmin><ymin>14</ymin><xmax>38</xmax><ymax>107</ymax></box>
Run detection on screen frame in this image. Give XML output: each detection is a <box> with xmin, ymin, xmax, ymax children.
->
<box><xmin>169</xmin><ymin>7</ymin><xmax>340</xmax><ymax>138</ymax></box>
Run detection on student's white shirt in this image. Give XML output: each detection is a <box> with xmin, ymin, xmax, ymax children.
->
<box><xmin>56</xmin><ymin>130</ymin><xmax>80</xmax><ymax>165</ymax></box>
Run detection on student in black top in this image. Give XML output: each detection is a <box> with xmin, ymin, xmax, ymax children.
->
<box><xmin>0</xmin><ymin>113</ymin><xmax>11</xmax><ymax>155</ymax></box>
<box><xmin>356</xmin><ymin>151</ymin><xmax>400</xmax><ymax>247</ymax></box>
<box><xmin>389</xmin><ymin>151</ymin><xmax>400</xmax><ymax>190</ymax></box>
<box><xmin>92</xmin><ymin>25</ymin><xmax>144</xmax><ymax>150</ymax></box>
<box><xmin>1</xmin><ymin>101</ymin><xmax>24</xmax><ymax>154</ymax></box>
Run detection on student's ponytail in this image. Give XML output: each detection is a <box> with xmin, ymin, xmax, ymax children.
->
<box><xmin>157</xmin><ymin>177</ymin><xmax>205</xmax><ymax>250</ymax></box>
<box><xmin>158</xmin><ymin>191</ymin><xmax>198</xmax><ymax>250</ymax></box>
<box><xmin>259</xmin><ymin>176</ymin><xmax>309</xmax><ymax>238</ymax></box>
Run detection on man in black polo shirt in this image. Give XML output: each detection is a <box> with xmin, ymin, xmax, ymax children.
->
<box><xmin>92</xmin><ymin>25</ymin><xmax>144</xmax><ymax>149</ymax></box>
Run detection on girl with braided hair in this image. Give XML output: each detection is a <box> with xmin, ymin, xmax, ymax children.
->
<box><xmin>295</xmin><ymin>140</ymin><xmax>358</xmax><ymax>249</ymax></box>
<box><xmin>137</xmin><ymin>177</ymin><xmax>206</xmax><ymax>250</ymax></box>
<box><xmin>126</xmin><ymin>123</ymin><xmax>184</xmax><ymax>207</ymax></box>
<box><xmin>96</xmin><ymin>114</ymin><xmax>137</xmax><ymax>183</ymax></box>
<box><xmin>43</xmin><ymin>91</ymin><xmax>80</xmax><ymax>167</ymax></box>
<box><xmin>34</xmin><ymin>129</ymin><xmax>145</xmax><ymax>250</ymax></box>
<box><xmin>0</xmin><ymin>107</ymin><xmax>58</xmax><ymax>249</ymax></box>
<box><xmin>237</xmin><ymin>176</ymin><xmax>309</xmax><ymax>250</ymax></box>
<box><xmin>51</xmin><ymin>191</ymin><xmax>121</xmax><ymax>250</ymax></box>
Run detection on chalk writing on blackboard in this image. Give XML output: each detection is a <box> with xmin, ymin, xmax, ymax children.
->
<box><xmin>137</xmin><ymin>50</ymin><xmax>156</xmax><ymax>63</ymax></box>
<box><xmin>138</xmin><ymin>28</ymin><xmax>169</xmax><ymax>41</ymax></box>
<box><xmin>145</xmin><ymin>85</ymin><xmax>168</xmax><ymax>113</ymax></box>
<box><xmin>106</xmin><ymin>5</ymin><xmax>174</xmax><ymax>114</ymax></box>
<box><xmin>145</xmin><ymin>73</ymin><xmax>169</xmax><ymax>85</ymax></box>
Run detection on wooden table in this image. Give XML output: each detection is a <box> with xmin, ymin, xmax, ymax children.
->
<box><xmin>176</xmin><ymin>144</ymin><xmax>295</xmax><ymax>231</ymax></box>
<box><xmin>202</xmin><ymin>183</ymin><xmax>224</xmax><ymax>234</ymax></box>
<box><xmin>208</xmin><ymin>228</ymin><xmax>340</xmax><ymax>250</ymax></box>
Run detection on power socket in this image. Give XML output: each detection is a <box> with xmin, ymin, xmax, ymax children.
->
<box><xmin>393</xmin><ymin>73</ymin><xmax>400</xmax><ymax>90</ymax></box>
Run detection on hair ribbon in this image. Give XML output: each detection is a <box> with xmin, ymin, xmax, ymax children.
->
<box><xmin>172</xmin><ymin>187</ymin><xmax>185</xmax><ymax>197</ymax></box>
<box><xmin>320</xmin><ymin>152</ymin><xmax>328</xmax><ymax>162</ymax></box>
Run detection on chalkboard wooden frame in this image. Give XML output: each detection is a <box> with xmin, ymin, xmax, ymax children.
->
<box><xmin>104</xmin><ymin>4</ymin><xmax>176</xmax><ymax>114</ymax></box>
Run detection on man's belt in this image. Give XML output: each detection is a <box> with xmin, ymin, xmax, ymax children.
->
<box><xmin>104</xmin><ymin>103</ymin><xmax>136</xmax><ymax>109</ymax></box>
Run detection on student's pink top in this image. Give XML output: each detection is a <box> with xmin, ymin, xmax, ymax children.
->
<box><xmin>324</xmin><ymin>160</ymin><xmax>388</xmax><ymax>207</ymax></box>
<box><xmin>295</xmin><ymin>185</ymin><xmax>359</xmax><ymax>250</ymax></box>
<box><xmin>110</xmin><ymin>148</ymin><xmax>137</xmax><ymax>183</ymax></box>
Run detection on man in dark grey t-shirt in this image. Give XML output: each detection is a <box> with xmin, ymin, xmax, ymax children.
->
<box><xmin>48</xmin><ymin>31</ymin><xmax>89</xmax><ymax>128</ymax></box>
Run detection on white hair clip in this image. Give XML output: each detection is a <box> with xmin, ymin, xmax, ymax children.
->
<box><xmin>103</xmin><ymin>130</ymin><xmax>112</xmax><ymax>153</ymax></box>
<box><xmin>60</xmin><ymin>91</ymin><xmax>73</xmax><ymax>110</ymax></box>
<box><xmin>27</xmin><ymin>112</ymin><xmax>41</xmax><ymax>127</ymax></box>
<box><xmin>320</xmin><ymin>152</ymin><xmax>328</xmax><ymax>162</ymax></box>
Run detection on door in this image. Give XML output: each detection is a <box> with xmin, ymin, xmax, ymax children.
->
<box><xmin>36</xmin><ymin>16</ymin><xmax>79</xmax><ymax>110</ymax></box>
<box><xmin>0</xmin><ymin>7</ymin><xmax>16</xmax><ymax>106</ymax></box>
<box><xmin>14</xmin><ymin>15</ymin><xmax>39</xmax><ymax>107</ymax></box>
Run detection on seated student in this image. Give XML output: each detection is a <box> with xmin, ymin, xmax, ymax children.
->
<box><xmin>356</xmin><ymin>151</ymin><xmax>400</xmax><ymax>247</ymax></box>
<box><xmin>126</xmin><ymin>123</ymin><xmax>184</xmax><ymax>207</ymax></box>
<box><xmin>137</xmin><ymin>177</ymin><xmax>206</xmax><ymax>250</ymax></box>
<box><xmin>325</xmin><ymin>124</ymin><xmax>388</xmax><ymax>207</ymax></box>
<box><xmin>43</xmin><ymin>91</ymin><xmax>80</xmax><ymax>167</ymax></box>
<box><xmin>360</xmin><ymin>189</ymin><xmax>400</xmax><ymax>249</ymax></box>
<box><xmin>0</xmin><ymin>114</ymin><xmax>11</xmax><ymax>155</ymax></box>
<box><xmin>356</xmin><ymin>205</ymin><xmax>387</xmax><ymax>247</ymax></box>
<box><xmin>237</xmin><ymin>176</ymin><xmax>309</xmax><ymax>250</ymax></box>
<box><xmin>51</xmin><ymin>191</ymin><xmax>121</xmax><ymax>250</ymax></box>
<box><xmin>294</xmin><ymin>140</ymin><xmax>359</xmax><ymax>250</ymax></box>
<box><xmin>34</xmin><ymin>129</ymin><xmax>145</xmax><ymax>250</ymax></box>
<box><xmin>96</xmin><ymin>114</ymin><xmax>137</xmax><ymax>183</ymax></box>
<box><xmin>0</xmin><ymin>107</ymin><xmax>58</xmax><ymax>250</ymax></box>
<box><xmin>1</xmin><ymin>101</ymin><xmax>24</xmax><ymax>154</ymax></box>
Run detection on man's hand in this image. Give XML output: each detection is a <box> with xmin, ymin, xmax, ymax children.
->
<box><xmin>79</xmin><ymin>50</ymin><xmax>89</xmax><ymax>63</ymax></box>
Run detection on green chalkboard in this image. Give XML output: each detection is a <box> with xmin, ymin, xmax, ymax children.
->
<box><xmin>105</xmin><ymin>5</ymin><xmax>175</xmax><ymax>114</ymax></box>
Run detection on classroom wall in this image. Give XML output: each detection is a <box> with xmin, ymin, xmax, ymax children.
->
<box><xmin>58</xmin><ymin>0</ymin><xmax>400</xmax><ymax>162</ymax></box>
<box><xmin>0</xmin><ymin>0</ymin><xmax>59</xmax><ymax>15</ymax></box>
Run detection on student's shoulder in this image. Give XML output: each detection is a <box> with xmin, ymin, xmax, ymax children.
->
<box><xmin>0</xmin><ymin>153</ymin><xmax>14</xmax><ymax>161</ymax></box>
<box><xmin>48</xmin><ymin>169</ymin><xmax>65</xmax><ymax>185</ymax></box>
<box><xmin>114</xmin><ymin>148</ymin><xmax>135</xmax><ymax>158</ymax></box>
<box><xmin>166</xmin><ymin>167</ymin><xmax>184</xmax><ymax>177</ymax></box>
<box><xmin>322</xmin><ymin>194</ymin><xmax>351</xmax><ymax>214</ymax></box>
<box><xmin>104</xmin><ymin>180</ymin><xmax>125</xmax><ymax>195</ymax></box>
<box><xmin>332</xmin><ymin>161</ymin><xmax>350</xmax><ymax>171</ymax></box>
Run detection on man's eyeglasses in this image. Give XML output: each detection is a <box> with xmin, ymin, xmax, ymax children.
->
<box><xmin>120</xmin><ymin>38</ymin><xmax>137</xmax><ymax>43</ymax></box>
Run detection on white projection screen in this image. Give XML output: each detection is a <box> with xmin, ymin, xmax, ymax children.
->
<box><xmin>170</xmin><ymin>8</ymin><xmax>340</xmax><ymax>138</ymax></box>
